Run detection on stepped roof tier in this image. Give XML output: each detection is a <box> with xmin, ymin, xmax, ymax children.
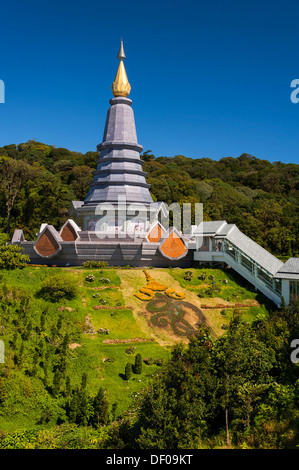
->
<box><xmin>83</xmin><ymin>41</ymin><xmax>153</xmax><ymax>207</ymax></box>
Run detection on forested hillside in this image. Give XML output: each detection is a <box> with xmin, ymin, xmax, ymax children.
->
<box><xmin>0</xmin><ymin>141</ymin><xmax>298</xmax><ymax>258</ymax></box>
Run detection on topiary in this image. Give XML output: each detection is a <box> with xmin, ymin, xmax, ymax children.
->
<box><xmin>134</xmin><ymin>353</ymin><xmax>142</xmax><ymax>374</ymax></box>
<box><xmin>125</xmin><ymin>362</ymin><xmax>132</xmax><ymax>380</ymax></box>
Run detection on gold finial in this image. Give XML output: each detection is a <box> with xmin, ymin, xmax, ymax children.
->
<box><xmin>112</xmin><ymin>40</ymin><xmax>131</xmax><ymax>97</ymax></box>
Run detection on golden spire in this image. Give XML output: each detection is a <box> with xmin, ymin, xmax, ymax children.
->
<box><xmin>112</xmin><ymin>40</ymin><xmax>131</xmax><ymax>97</ymax></box>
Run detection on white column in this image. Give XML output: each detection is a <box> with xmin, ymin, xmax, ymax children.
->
<box><xmin>281</xmin><ymin>279</ymin><xmax>290</xmax><ymax>305</ymax></box>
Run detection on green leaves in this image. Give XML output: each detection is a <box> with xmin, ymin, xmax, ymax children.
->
<box><xmin>0</xmin><ymin>245</ymin><xmax>29</xmax><ymax>270</ymax></box>
<box><xmin>38</xmin><ymin>274</ymin><xmax>78</xmax><ymax>302</ymax></box>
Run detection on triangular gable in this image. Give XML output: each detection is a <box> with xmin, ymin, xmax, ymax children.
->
<box><xmin>34</xmin><ymin>225</ymin><xmax>62</xmax><ymax>259</ymax></box>
<box><xmin>60</xmin><ymin>219</ymin><xmax>81</xmax><ymax>241</ymax></box>
<box><xmin>158</xmin><ymin>227</ymin><xmax>188</xmax><ymax>260</ymax></box>
<box><xmin>146</xmin><ymin>221</ymin><xmax>166</xmax><ymax>243</ymax></box>
<box><xmin>11</xmin><ymin>229</ymin><xmax>26</xmax><ymax>243</ymax></box>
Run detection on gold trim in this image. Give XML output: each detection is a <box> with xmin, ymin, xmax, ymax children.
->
<box><xmin>111</xmin><ymin>60</ymin><xmax>131</xmax><ymax>97</ymax></box>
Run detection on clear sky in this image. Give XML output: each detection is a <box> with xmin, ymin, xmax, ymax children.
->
<box><xmin>0</xmin><ymin>0</ymin><xmax>299</xmax><ymax>164</ymax></box>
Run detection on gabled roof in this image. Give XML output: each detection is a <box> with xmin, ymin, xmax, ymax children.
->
<box><xmin>71</xmin><ymin>201</ymin><xmax>84</xmax><ymax>209</ymax></box>
<box><xmin>193</xmin><ymin>220</ymin><xmax>227</xmax><ymax>236</ymax></box>
<box><xmin>274</xmin><ymin>258</ymin><xmax>299</xmax><ymax>280</ymax></box>
<box><xmin>193</xmin><ymin>220</ymin><xmax>284</xmax><ymax>276</ymax></box>
<box><xmin>225</xmin><ymin>226</ymin><xmax>284</xmax><ymax>275</ymax></box>
<box><xmin>214</xmin><ymin>223</ymin><xmax>235</xmax><ymax>238</ymax></box>
<box><xmin>11</xmin><ymin>229</ymin><xmax>26</xmax><ymax>243</ymax></box>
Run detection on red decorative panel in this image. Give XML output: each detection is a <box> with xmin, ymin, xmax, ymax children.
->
<box><xmin>60</xmin><ymin>223</ymin><xmax>78</xmax><ymax>241</ymax></box>
<box><xmin>35</xmin><ymin>231</ymin><xmax>59</xmax><ymax>257</ymax></box>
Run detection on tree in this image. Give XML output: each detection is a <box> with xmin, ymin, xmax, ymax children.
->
<box><xmin>91</xmin><ymin>387</ymin><xmax>109</xmax><ymax>428</ymax></box>
<box><xmin>52</xmin><ymin>369</ymin><xmax>62</xmax><ymax>397</ymax></box>
<box><xmin>212</xmin><ymin>312</ymin><xmax>274</xmax><ymax>444</ymax></box>
<box><xmin>236</xmin><ymin>382</ymin><xmax>269</xmax><ymax>429</ymax></box>
<box><xmin>0</xmin><ymin>157</ymin><xmax>32</xmax><ymax>232</ymax></box>
<box><xmin>0</xmin><ymin>245</ymin><xmax>29</xmax><ymax>270</ymax></box>
<box><xmin>134</xmin><ymin>354</ymin><xmax>142</xmax><ymax>374</ymax></box>
<box><xmin>67</xmin><ymin>374</ymin><xmax>91</xmax><ymax>426</ymax></box>
<box><xmin>135</xmin><ymin>326</ymin><xmax>215</xmax><ymax>449</ymax></box>
<box><xmin>38</xmin><ymin>275</ymin><xmax>78</xmax><ymax>302</ymax></box>
<box><xmin>125</xmin><ymin>363</ymin><xmax>132</xmax><ymax>380</ymax></box>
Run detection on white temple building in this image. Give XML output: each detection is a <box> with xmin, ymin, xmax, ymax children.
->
<box><xmin>10</xmin><ymin>41</ymin><xmax>299</xmax><ymax>307</ymax></box>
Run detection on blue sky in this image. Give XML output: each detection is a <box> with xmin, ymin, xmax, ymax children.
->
<box><xmin>0</xmin><ymin>0</ymin><xmax>299</xmax><ymax>163</ymax></box>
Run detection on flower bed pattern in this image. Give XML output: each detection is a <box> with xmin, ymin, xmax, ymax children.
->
<box><xmin>93</xmin><ymin>305</ymin><xmax>133</xmax><ymax>310</ymax></box>
<box><xmin>102</xmin><ymin>337</ymin><xmax>155</xmax><ymax>344</ymax></box>
<box><xmin>200</xmin><ymin>303</ymin><xmax>257</xmax><ymax>309</ymax></box>
<box><xmin>134</xmin><ymin>270</ymin><xmax>185</xmax><ymax>301</ymax></box>
<box><xmin>146</xmin><ymin>292</ymin><xmax>206</xmax><ymax>337</ymax></box>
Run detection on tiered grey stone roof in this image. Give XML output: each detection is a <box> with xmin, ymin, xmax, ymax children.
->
<box><xmin>274</xmin><ymin>258</ymin><xmax>299</xmax><ymax>280</ymax></box>
<box><xmin>84</xmin><ymin>96</ymin><xmax>153</xmax><ymax>206</ymax></box>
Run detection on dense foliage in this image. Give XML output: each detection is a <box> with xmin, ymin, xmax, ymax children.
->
<box><xmin>1</xmin><ymin>282</ymin><xmax>297</xmax><ymax>448</ymax></box>
<box><xmin>0</xmin><ymin>141</ymin><xmax>298</xmax><ymax>258</ymax></box>
<box><xmin>0</xmin><ymin>140</ymin><xmax>298</xmax><ymax>449</ymax></box>
<box><xmin>0</xmin><ymin>245</ymin><xmax>30</xmax><ymax>270</ymax></box>
<box><xmin>125</xmin><ymin>303</ymin><xmax>299</xmax><ymax>449</ymax></box>
<box><xmin>38</xmin><ymin>275</ymin><xmax>78</xmax><ymax>302</ymax></box>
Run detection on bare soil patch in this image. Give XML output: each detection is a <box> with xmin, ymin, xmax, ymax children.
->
<box><xmin>69</xmin><ymin>343</ymin><xmax>82</xmax><ymax>349</ymax></box>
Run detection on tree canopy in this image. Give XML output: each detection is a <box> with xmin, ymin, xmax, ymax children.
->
<box><xmin>0</xmin><ymin>141</ymin><xmax>298</xmax><ymax>258</ymax></box>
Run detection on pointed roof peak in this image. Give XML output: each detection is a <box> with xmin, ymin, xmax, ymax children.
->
<box><xmin>117</xmin><ymin>39</ymin><xmax>126</xmax><ymax>61</ymax></box>
<box><xmin>112</xmin><ymin>40</ymin><xmax>131</xmax><ymax>97</ymax></box>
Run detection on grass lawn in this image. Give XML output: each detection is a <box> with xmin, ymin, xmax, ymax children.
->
<box><xmin>0</xmin><ymin>264</ymin><xmax>271</xmax><ymax>429</ymax></box>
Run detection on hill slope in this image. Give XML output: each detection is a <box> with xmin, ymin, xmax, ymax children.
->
<box><xmin>0</xmin><ymin>141</ymin><xmax>298</xmax><ymax>258</ymax></box>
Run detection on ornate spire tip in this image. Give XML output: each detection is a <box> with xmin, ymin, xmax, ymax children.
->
<box><xmin>112</xmin><ymin>40</ymin><xmax>131</xmax><ymax>98</ymax></box>
<box><xmin>117</xmin><ymin>40</ymin><xmax>126</xmax><ymax>61</ymax></box>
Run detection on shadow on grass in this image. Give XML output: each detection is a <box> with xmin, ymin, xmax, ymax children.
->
<box><xmin>119</xmin><ymin>373</ymin><xmax>128</xmax><ymax>381</ymax></box>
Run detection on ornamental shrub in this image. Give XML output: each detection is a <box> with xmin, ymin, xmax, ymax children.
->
<box><xmin>82</xmin><ymin>260</ymin><xmax>109</xmax><ymax>269</ymax></box>
<box><xmin>0</xmin><ymin>245</ymin><xmax>30</xmax><ymax>270</ymax></box>
<box><xmin>38</xmin><ymin>274</ymin><xmax>78</xmax><ymax>302</ymax></box>
<box><xmin>125</xmin><ymin>363</ymin><xmax>132</xmax><ymax>380</ymax></box>
<box><xmin>99</xmin><ymin>277</ymin><xmax>111</xmax><ymax>284</ymax></box>
<box><xmin>134</xmin><ymin>354</ymin><xmax>142</xmax><ymax>374</ymax></box>
<box><xmin>184</xmin><ymin>271</ymin><xmax>193</xmax><ymax>281</ymax></box>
